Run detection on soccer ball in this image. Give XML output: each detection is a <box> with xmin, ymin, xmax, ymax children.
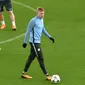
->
<box><xmin>51</xmin><ymin>74</ymin><xmax>60</xmax><ymax>83</ymax></box>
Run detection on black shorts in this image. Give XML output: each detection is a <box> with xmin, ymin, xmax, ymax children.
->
<box><xmin>0</xmin><ymin>0</ymin><xmax>12</xmax><ymax>12</ymax></box>
<box><xmin>29</xmin><ymin>43</ymin><xmax>44</xmax><ymax>60</ymax></box>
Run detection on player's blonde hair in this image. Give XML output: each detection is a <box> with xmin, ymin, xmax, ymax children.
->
<box><xmin>37</xmin><ymin>7</ymin><xmax>44</xmax><ymax>12</ymax></box>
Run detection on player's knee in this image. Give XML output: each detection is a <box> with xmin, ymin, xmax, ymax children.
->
<box><xmin>8</xmin><ymin>11</ymin><xmax>14</xmax><ymax>15</ymax></box>
<box><xmin>29</xmin><ymin>54</ymin><xmax>35</xmax><ymax>60</ymax></box>
<box><xmin>0</xmin><ymin>12</ymin><xmax>2</xmax><ymax>15</ymax></box>
<box><xmin>38</xmin><ymin>57</ymin><xmax>44</xmax><ymax>61</ymax></box>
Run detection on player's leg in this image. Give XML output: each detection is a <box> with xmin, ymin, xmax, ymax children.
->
<box><xmin>8</xmin><ymin>11</ymin><xmax>16</xmax><ymax>30</ymax></box>
<box><xmin>34</xmin><ymin>43</ymin><xmax>52</xmax><ymax>80</ymax></box>
<box><xmin>21</xmin><ymin>43</ymin><xmax>36</xmax><ymax>79</ymax></box>
<box><xmin>0</xmin><ymin>3</ymin><xmax>6</xmax><ymax>29</ymax></box>
<box><xmin>5</xmin><ymin>0</ymin><xmax>16</xmax><ymax>30</ymax></box>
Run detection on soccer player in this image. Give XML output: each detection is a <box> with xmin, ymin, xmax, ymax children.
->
<box><xmin>22</xmin><ymin>7</ymin><xmax>55</xmax><ymax>80</ymax></box>
<box><xmin>0</xmin><ymin>0</ymin><xmax>16</xmax><ymax>30</ymax></box>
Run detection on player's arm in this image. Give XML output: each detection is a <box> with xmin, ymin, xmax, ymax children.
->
<box><xmin>22</xmin><ymin>20</ymin><xmax>35</xmax><ymax>48</ymax></box>
<box><xmin>42</xmin><ymin>27</ymin><xmax>55</xmax><ymax>43</ymax></box>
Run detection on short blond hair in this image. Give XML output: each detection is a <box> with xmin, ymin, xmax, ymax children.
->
<box><xmin>37</xmin><ymin>7</ymin><xmax>44</xmax><ymax>12</ymax></box>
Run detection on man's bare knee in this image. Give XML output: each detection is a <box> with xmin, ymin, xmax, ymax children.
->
<box><xmin>0</xmin><ymin>12</ymin><xmax>3</xmax><ymax>15</ymax></box>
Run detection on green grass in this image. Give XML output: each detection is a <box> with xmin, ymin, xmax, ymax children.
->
<box><xmin>0</xmin><ymin>0</ymin><xmax>85</xmax><ymax>85</ymax></box>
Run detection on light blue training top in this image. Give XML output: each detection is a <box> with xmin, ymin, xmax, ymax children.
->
<box><xmin>24</xmin><ymin>16</ymin><xmax>51</xmax><ymax>44</ymax></box>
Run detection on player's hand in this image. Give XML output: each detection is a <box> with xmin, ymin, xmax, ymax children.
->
<box><xmin>49</xmin><ymin>37</ymin><xmax>55</xmax><ymax>43</ymax></box>
<box><xmin>22</xmin><ymin>43</ymin><xmax>27</xmax><ymax>48</ymax></box>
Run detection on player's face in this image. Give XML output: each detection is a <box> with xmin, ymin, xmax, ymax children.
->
<box><xmin>38</xmin><ymin>11</ymin><xmax>44</xmax><ymax>18</ymax></box>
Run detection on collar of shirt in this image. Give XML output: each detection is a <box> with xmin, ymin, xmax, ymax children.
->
<box><xmin>36</xmin><ymin>16</ymin><xmax>42</xmax><ymax>20</ymax></box>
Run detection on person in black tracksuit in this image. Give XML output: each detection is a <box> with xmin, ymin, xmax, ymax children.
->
<box><xmin>22</xmin><ymin>7</ymin><xmax>55</xmax><ymax>80</ymax></box>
